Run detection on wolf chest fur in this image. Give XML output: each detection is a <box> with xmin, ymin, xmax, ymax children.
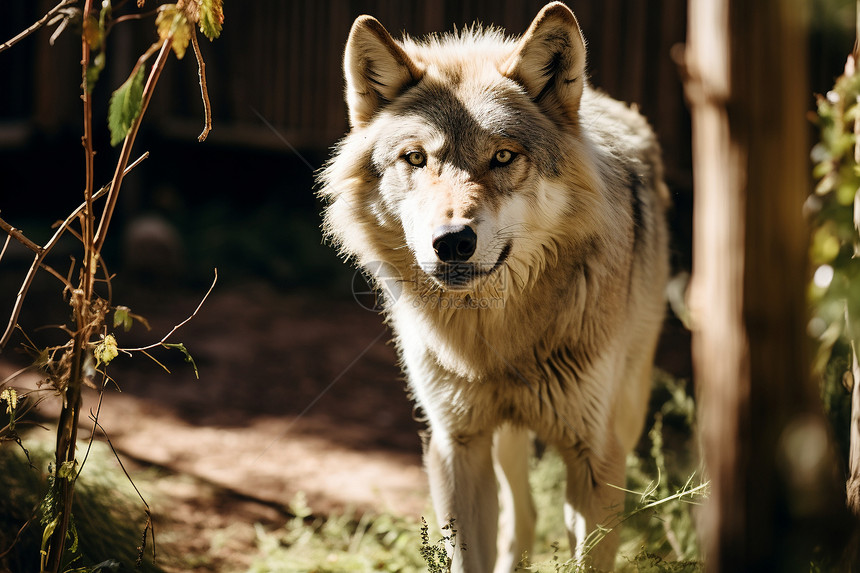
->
<box><xmin>318</xmin><ymin>2</ymin><xmax>670</xmax><ymax>571</ymax></box>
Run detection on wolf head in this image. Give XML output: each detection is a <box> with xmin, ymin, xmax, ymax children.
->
<box><xmin>320</xmin><ymin>2</ymin><xmax>613</xmax><ymax>306</ymax></box>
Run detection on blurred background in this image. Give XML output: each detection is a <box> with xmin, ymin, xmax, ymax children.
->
<box><xmin>0</xmin><ymin>1</ymin><xmax>857</xmax><ymax>570</ymax></box>
<box><xmin>0</xmin><ymin>0</ymin><xmax>853</xmax><ymax>287</ymax></box>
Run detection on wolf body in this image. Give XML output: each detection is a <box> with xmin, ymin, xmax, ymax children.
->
<box><xmin>319</xmin><ymin>3</ymin><xmax>670</xmax><ymax>571</ymax></box>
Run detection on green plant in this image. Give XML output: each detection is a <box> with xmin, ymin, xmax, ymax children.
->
<box><xmin>809</xmin><ymin>41</ymin><xmax>860</xmax><ymax>516</ymax></box>
<box><xmin>808</xmin><ymin>58</ymin><xmax>860</xmax><ymax>379</ymax></box>
<box><xmin>248</xmin><ymin>494</ymin><xmax>427</xmax><ymax>573</ymax></box>
<box><xmin>0</xmin><ymin>1</ymin><xmax>223</xmax><ymax>571</ymax></box>
<box><xmin>0</xmin><ymin>439</ymin><xmax>162</xmax><ymax>573</ymax></box>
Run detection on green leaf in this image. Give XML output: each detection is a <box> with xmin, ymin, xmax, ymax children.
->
<box><xmin>94</xmin><ymin>334</ymin><xmax>119</xmax><ymax>366</ymax></box>
<box><xmin>114</xmin><ymin>305</ymin><xmax>151</xmax><ymax>332</ymax></box>
<box><xmin>199</xmin><ymin>0</ymin><xmax>224</xmax><ymax>41</ymax></box>
<box><xmin>82</xmin><ymin>14</ymin><xmax>102</xmax><ymax>49</ymax></box>
<box><xmin>0</xmin><ymin>388</ymin><xmax>18</xmax><ymax>414</ymax></box>
<box><xmin>86</xmin><ymin>51</ymin><xmax>106</xmax><ymax>94</ymax></box>
<box><xmin>33</xmin><ymin>348</ymin><xmax>50</xmax><ymax>369</ymax></box>
<box><xmin>40</xmin><ymin>515</ymin><xmax>60</xmax><ymax>558</ymax></box>
<box><xmin>57</xmin><ymin>459</ymin><xmax>78</xmax><ymax>480</ymax></box>
<box><xmin>157</xmin><ymin>6</ymin><xmax>192</xmax><ymax>59</ymax></box>
<box><xmin>162</xmin><ymin>342</ymin><xmax>199</xmax><ymax>378</ymax></box>
<box><xmin>113</xmin><ymin>306</ymin><xmax>131</xmax><ymax>331</ymax></box>
<box><xmin>108</xmin><ymin>65</ymin><xmax>146</xmax><ymax>146</ymax></box>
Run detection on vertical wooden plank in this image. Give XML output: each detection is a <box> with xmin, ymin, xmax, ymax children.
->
<box><xmin>599</xmin><ymin>0</ymin><xmax>620</xmax><ymax>94</ymax></box>
<box><xmin>286</xmin><ymin>0</ymin><xmax>300</xmax><ymax>133</ymax></box>
<box><xmin>623</xmin><ymin>0</ymin><xmax>647</xmax><ymax>106</ymax></box>
<box><xmin>326</xmin><ymin>0</ymin><xmax>351</xmax><ymax>140</ymax></box>
<box><xmin>685</xmin><ymin>0</ymin><xmax>849</xmax><ymax>569</ymax></box>
<box><xmin>655</xmin><ymin>0</ymin><xmax>690</xmax><ymax>180</ymax></box>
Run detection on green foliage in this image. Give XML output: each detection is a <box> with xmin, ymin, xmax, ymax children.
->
<box><xmin>809</xmin><ymin>65</ymin><xmax>860</xmax><ymax>375</ymax></box>
<box><xmin>113</xmin><ymin>305</ymin><xmax>150</xmax><ymax>333</ymax></box>
<box><xmin>622</xmin><ymin>549</ymin><xmax>703</xmax><ymax>573</ymax></box>
<box><xmin>108</xmin><ymin>65</ymin><xmax>145</xmax><ymax>146</ymax></box>
<box><xmin>419</xmin><ymin>517</ymin><xmax>455</xmax><ymax>573</ymax></box>
<box><xmin>0</xmin><ymin>440</ymin><xmax>162</xmax><ymax>573</ymax></box>
<box><xmin>156</xmin><ymin>6</ymin><xmax>192</xmax><ymax>59</ymax></box>
<box><xmin>248</xmin><ymin>493</ymin><xmax>426</xmax><ymax>573</ymax></box>
<box><xmin>161</xmin><ymin>342</ymin><xmax>199</xmax><ymax>379</ymax></box>
<box><xmin>0</xmin><ymin>388</ymin><xmax>18</xmax><ymax>431</ymax></box>
<box><xmin>199</xmin><ymin>0</ymin><xmax>225</xmax><ymax>40</ymax></box>
<box><xmin>809</xmin><ymin>57</ymin><xmax>860</xmax><ymax>472</ymax></box>
<box><xmin>93</xmin><ymin>334</ymin><xmax>119</xmax><ymax>367</ymax></box>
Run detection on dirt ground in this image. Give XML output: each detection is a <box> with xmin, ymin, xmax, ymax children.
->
<box><xmin>2</xmin><ymin>280</ymin><xmax>429</xmax><ymax>571</ymax></box>
<box><xmin>0</xmin><ymin>279</ymin><xmax>690</xmax><ymax>572</ymax></box>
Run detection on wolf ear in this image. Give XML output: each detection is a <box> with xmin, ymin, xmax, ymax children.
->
<box><xmin>502</xmin><ymin>2</ymin><xmax>587</xmax><ymax>123</ymax></box>
<box><xmin>344</xmin><ymin>16</ymin><xmax>423</xmax><ymax>128</ymax></box>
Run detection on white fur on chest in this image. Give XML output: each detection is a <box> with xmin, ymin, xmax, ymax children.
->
<box><xmin>390</xmin><ymin>293</ymin><xmax>624</xmax><ymax>453</ymax></box>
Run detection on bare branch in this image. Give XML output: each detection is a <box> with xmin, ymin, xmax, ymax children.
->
<box><xmin>0</xmin><ymin>235</ymin><xmax>11</xmax><ymax>263</ymax></box>
<box><xmin>0</xmin><ymin>217</ymin><xmax>43</xmax><ymax>254</ymax></box>
<box><xmin>191</xmin><ymin>31</ymin><xmax>212</xmax><ymax>142</ymax></box>
<box><xmin>123</xmin><ymin>269</ymin><xmax>218</xmax><ymax>352</ymax></box>
<box><xmin>0</xmin><ymin>0</ymin><xmax>77</xmax><ymax>54</ymax></box>
<box><xmin>0</xmin><ymin>513</ymin><xmax>36</xmax><ymax>560</ymax></box>
<box><xmin>111</xmin><ymin>8</ymin><xmax>160</xmax><ymax>27</ymax></box>
<box><xmin>0</xmin><ymin>153</ymin><xmax>149</xmax><ymax>351</ymax></box>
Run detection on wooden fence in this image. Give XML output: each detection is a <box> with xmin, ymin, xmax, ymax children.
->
<box><xmin>1</xmin><ymin>0</ymin><xmax>854</xmax><ymax>196</ymax></box>
<box><xmin>163</xmin><ymin>0</ymin><xmax>692</xmax><ymax>184</ymax></box>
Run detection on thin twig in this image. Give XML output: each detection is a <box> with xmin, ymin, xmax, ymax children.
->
<box><xmin>82</xmin><ymin>0</ymin><xmax>97</xmax><ymax>302</ymax></box>
<box><xmin>93</xmin><ymin>37</ymin><xmax>173</xmax><ymax>254</ymax></box>
<box><xmin>40</xmin><ymin>264</ymin><xmax>73</xmax><ymax>289</ymax></box>
<box><xmin>135</xmin><ymin>348</ymin><xmax>171</xmax><ymax>373</ymax></box>
<box><xmin>191</xmin><ymin>31</ymin><xmax>212</xmax><ymax>142</ymax></box>
<box><xmin>0</xmin><ymin>0</ymin><xmax>77</xmax><ymax>54</ymax></box>
<box><xmin>80</xmin><ymin>369</ymin><xmax>112</xmax><ymax>475</ymax></box>
<box><xmin>0</xmin><ymin>511</ymin><xmax>37</xmax><ymax>559</ymax></box>
<box><xmin>0</xmin><ymin>233</ymin><xmax>12</xmax><ymax>263</ymax></box>
<box><xmin>89</xmin><ymin>416</ymin><xmax>157</xmax><ymax>564</ymax></box>
<box><xmin>123</xmin><ymin>269</ymin><xmax>218</xmax><ymax>352</ymax></box>
<box><xmin>0</xmin><ymin>218</ymin><xmax>43</xmax><ymax>254</ymax></box>
<box><xmin>111</xmin><ymin>8</ymin><xmax>160</xmax><ymax>26</ymax></box>
<box><xmin>0</xmin><ymin>153</ymin><xmax>149</xmax><ymax>351</ymax></box>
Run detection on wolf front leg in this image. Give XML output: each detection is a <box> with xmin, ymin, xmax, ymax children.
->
<box><xmin>493</xmin><ymin>424</ymin><xmax>536</xmax><ymax>573</ymax></box>
<box><xmin>425</xmin><ymin>430</ymin><xmax>499</xmax><ymax>572</ymax></box>
<box><xmin>561</xmin><ymin>435</ymin><xmax>626</xmax><ymax>571</ymax></box>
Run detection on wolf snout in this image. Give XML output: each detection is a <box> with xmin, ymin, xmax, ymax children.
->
<box><xmin>432</xmin><ymin>224</ymin><xmax>477</xmax><ymax>262</ymax></box>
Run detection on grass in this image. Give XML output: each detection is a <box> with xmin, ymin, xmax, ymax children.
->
<box><xmin>247</xmin><ymin>370</ymin><xmax>706</xmax><ymax>572</ymax></box>
<box><xmin>248</xmin><ymin>492</ymin><xmax>426</xmax><ymax>573</ymax></box>
<box><xmin>0</xmin><ymin>438</ymin><xmax>162</xmax><ymax>573</ymax></box>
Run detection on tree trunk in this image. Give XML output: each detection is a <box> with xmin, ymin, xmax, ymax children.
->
<box><xmin>684</xmin><ymin>0</ymin><xmax>849</xmax><ymax>570</ymax></box>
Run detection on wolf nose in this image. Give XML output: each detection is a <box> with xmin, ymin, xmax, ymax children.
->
<box><xmin>432</xmin><ymin>225</ymin><xmax>477</xmax><ymax>262</ymax></box>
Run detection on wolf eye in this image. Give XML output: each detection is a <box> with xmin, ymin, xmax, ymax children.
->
<box><xmin>491</xmin><ymin>149</ymin><xmax>517</xmax><ymax>167</ymax></box>
<box><xmin>404</xmin><ymin>151</ymin><xmax>427</xmax><ymax>167</ymax></box>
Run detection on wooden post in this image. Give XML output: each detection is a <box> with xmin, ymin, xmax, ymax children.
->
<box><xmin>683</xmin><ymin>0</ymin><xmax>849</xmax><ymax>570</ymax></box>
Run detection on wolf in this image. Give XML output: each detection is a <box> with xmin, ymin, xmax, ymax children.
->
<box><xmin>318</xmin><ymin>2</ymin><xmax>670</xmax><ymax>571</ymax></box>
